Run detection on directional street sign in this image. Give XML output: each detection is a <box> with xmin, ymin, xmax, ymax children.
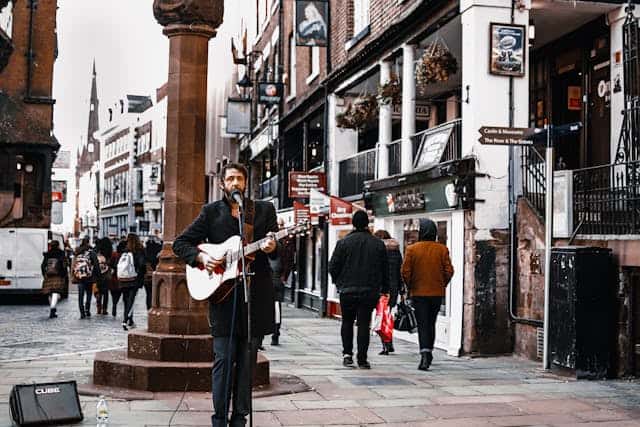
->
<box><xmin>478</xmin><ymin>126</ymin><xmax>536</xmax><ymax>146</ymax></box>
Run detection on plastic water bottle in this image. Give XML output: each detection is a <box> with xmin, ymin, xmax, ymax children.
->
<box><xmin>96</xmin><ymin>395</ymin><xmax>109</xmax><ymax>426</ymax></box>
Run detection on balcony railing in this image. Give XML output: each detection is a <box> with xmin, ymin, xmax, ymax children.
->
<box><xmin>257</xmin><ymin>174</ymin><xmax>278</xmax><ymax>200</ymax></box>
<box><xmin>338</xmin><ymin>119</ymin><xmax>463</xmax><ymax>197</ymax></box>
<box><xmin>573</xmin><ymin>161</ymin><xmax>640</xmax><ymax>235</ymax></box>
<box><xmin>338</xmin><ymin>148</ymin><xmax>377</xmax><ymax>198</ymax></box>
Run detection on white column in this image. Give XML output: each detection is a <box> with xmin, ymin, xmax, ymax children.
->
<box><xmin>460</xmin><ymin>0</ymin><xmax>529</xmax><ymax>235</ymax></box>
<box><xmin>401</xmin><ymin>44</ymin><xmax>416</xmax><ymax>174</ymax></box>
<box><xmin>378</xmin><ymin>60</ymin><xmax>393</xmax><ymax>179</ymax></box>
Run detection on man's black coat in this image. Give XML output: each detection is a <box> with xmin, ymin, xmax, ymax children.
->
<box><xmin>173</xmin><ymin>199</ymin><xmax>278</xmax><ymax>337</ymax></box>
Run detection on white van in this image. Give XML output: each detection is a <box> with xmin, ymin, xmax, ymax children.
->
<box><xmin>0</xmin><ymin>228</ymin><xmax>67</xmax><ymax>297</ymax></box>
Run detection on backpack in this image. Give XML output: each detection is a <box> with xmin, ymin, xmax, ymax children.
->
<box><xmin>117</xmin><ymin>252</ymin><xmax>138</xmax><ymax>281</ymax></box>
<box><xmin>72</xmin><ymin>251</ymin><xmax>94</xmax><ymax>281</ymax></box>
<box><xmin>45</xmin><ymin>257</ymin><xmax>62</xmax><ymax>277</ymax></box>
<box><xmin>97</xmin><ymin>254</ymin><xmax>110</xmax><ymax>275</ymax></box>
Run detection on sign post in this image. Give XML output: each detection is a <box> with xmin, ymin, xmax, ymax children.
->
<box><xmin>478</xmin><ymin>126</ymin><xmax>537</xmax><ymax>146</ymax></box>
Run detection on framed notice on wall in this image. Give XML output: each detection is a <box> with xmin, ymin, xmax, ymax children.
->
<box><xmin>295</xmin><ymin>0</ymin><xmax>328</xmax><ymax>47</ymax></box>
<box><xmin>489</xmin><ymin>23</ymin><xmax>526</xmax><ymax>77</ymax></box>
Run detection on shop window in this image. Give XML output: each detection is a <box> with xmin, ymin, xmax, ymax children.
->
<box><xmin>288</xmin><ymin>33</ymin><xmax>296</xmax><ymax>98</ymax></box>
<box><xmin>0</xmin><ymin>1</ymin><xmax>13</xmax><ymax>38</ymax></box>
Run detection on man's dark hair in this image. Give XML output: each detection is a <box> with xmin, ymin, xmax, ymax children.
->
<box><xmin>352</xmin><ymin>210</ymin><xmax>369</xmax><ymax>230</ymax></box>
<box><xmin>220</xmin><ymin>162</ymin><xmax>248</xmax><ymax>182</ymax></box>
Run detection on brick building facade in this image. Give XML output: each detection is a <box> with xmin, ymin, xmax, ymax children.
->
<box><xmin>0</xmin><ymin>0</ymin><xmax>58</xmax><ymax>229</ymax></box>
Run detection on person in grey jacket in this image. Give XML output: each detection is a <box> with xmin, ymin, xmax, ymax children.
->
<box><xmin>329</xmin><ymin>210</ymin><xmax>389</xmax><ymax>369</ymax></box>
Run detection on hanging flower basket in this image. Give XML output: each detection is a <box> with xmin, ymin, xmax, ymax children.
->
<box><xmin>377</xmin><ymin>73</ymin><xmax>401</xmax><ymax>105</ymax></box>
<box><xmin>336</xmin><ymin>94</ymin><xmax>379</xmax><ymax>130</ymax></box>
<box><xmin>415</xmin><ymin>39</ymin><xmax>458</xmax><ymax>94</ymax></box>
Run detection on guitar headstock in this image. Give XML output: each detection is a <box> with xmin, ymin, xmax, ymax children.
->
<box><xmin>285</xmin><ymin>221</ymin><xmax>312</xmax><ymax>238</ymax></box>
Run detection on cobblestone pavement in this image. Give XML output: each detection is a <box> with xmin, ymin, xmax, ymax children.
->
<box><xmin>0</xmin><ymin>288</ymin><xmax>149</xmax><ymax>361</ymax></box>
<box><xmin>0</xmin><ymin>304</ymin><xmax>639</xmax><ymax>426</ymax></box>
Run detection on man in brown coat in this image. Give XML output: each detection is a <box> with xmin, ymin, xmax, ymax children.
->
<box><xmin>401</xmin><ymin>219</ymin><xmax>454</xmax><ymax>370</ymax></box>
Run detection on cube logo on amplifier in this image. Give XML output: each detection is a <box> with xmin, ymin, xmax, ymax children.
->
<box><xmin>35</xmin><ymin>387</ymin><xmax>60</xmax><ymax>395</ymax></box>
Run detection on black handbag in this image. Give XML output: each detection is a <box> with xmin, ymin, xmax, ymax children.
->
<box><xmin>394</xmin><ymin>299</ymin><xmax>418</xmax><ymax>332</ymax></box>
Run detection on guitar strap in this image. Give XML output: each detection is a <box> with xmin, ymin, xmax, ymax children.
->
<box><xmin>243</xmin><ymin>199</ymin><xmax>255</xmax><ymax>246</ymax></box>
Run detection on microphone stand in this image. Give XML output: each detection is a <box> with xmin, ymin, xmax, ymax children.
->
<box><xmin>235</xmin><ymin>202</ymin><xmax>253</xmax><ymax>427</ymax></box>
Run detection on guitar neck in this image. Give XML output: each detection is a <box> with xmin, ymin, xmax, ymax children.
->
<box><xmin>231</xmin><ymin>228</ymin><xmax>291</xmax><ymax>261</ymax></box>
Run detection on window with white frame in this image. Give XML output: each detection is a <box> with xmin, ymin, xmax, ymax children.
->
<box><xmin>0</xmin><ymin>1</ymin><xmax>13</xmax><ymax>38</ymax></box>
<box><xmin>288</xmin><ymin>34</ymin><xmax>296</xmax><ymax>98</ymax></box>
<box><xmin>353</xmin><ymin>0</ymin><xmax>370</xmax><ymax>36</ymax></box>
<box><xmin>311</xmin><ymin>46</ymin><xmax>319</xmax><ymax>78</ymax></box>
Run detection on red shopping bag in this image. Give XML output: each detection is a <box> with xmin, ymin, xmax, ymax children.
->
<box><xmin>374</xmin><ymin>295</ymin><xmax>394</xmax><ymax>343</ymax></box>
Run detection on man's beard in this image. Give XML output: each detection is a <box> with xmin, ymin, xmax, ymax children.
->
<box><xmin>224</xmin><ymin>187</ymin><xmax>244</xmax><ymax>203</ymax></box>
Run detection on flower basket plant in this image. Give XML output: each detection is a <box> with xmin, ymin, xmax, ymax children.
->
<box><xmin>336</xmin><ymin>94</ymin><xmax>379</xmax><ymax>130</ymax></box>
<box><xmin>377</xmin><ymin>73</ymin><xmax>401</xmax><ymax>105</ymax></box>
<box><xmin>415</xmin><ymin>39</ymin><xmax>458</xmax><ymax>94</ymax></box>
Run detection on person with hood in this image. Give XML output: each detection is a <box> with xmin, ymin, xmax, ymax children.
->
<box><xmin>329</xmin><ymin>210</ymin><xmax>389</xmax><ymax>369</ymax></box>
<box><xmin>41</xmin><ymin>240</ymin><xmax>68</xmax><ymax>318</ymax></box>
<box><xmin>373</xmin><ymin>229</ymin><xmax>404</xmax><ymax>355</ymax></box>
<box><xmin>118</xmin><ymin>233</ymin><xmax>146</xmax><ymax>330</ymax></box>
<box><xmin>402</xmin><ymin>219</ymin><xmax>454</xmax><ymax>370</ymax></box>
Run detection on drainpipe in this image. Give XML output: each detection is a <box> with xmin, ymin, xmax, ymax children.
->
<box><xmin>507</xmin><ymin>0</ymin><xmax>543</xmax><ymax>327</ymax></box>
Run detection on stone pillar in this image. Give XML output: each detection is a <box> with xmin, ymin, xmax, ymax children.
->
<box><xmin>92</xmin><ymin>1</ymin><xmax>271</xmax><ymax>392</ymax></box>
<box><xmin>401</xmin><ymin>44</ymin><xmax>416</xmax><ymax>174</ymax></box>
<box><xmin>378</xmin><ymin>60</ymin><xmax>393</xmax><ymax>179</ymax></box>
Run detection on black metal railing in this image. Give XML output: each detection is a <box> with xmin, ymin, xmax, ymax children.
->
<box><xmin>573</xmin><ymin>161</ymin><xmax>640</xmax><ymax>235</ymax></box>
<box><xmin>338</xmin><ymin>148</ymin><xmax>376</xmax><ymax>197</ymax></box>
<box><xmin>521</xmin><ymin>146</ymin><xmax>546</xmax><ymax>218</ymax></box>
<box><xmin>257</xmin><ymin>174</ymin><xmax>278</xmax><ymax>199</ymax></box>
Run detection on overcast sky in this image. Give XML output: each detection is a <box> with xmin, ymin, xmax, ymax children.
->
<box><xmin>53</xmin><ymin>0</ymin><xmax>169</xmax><ymax>156</ymax></box>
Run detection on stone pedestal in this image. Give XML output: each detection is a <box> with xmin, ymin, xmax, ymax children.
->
<box><xmin>92</xmin><ymin>1</ymin><xmax>270</xmax><ymax>392</ymax></box>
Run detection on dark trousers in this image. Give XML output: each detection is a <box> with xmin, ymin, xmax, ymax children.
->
<box><xmin>413</xmin><ymin>296</ymin><xmax>442</xmax><ymax>352</ymax></box>
<box><xmin>110</xmin><ymin>289</ymin><xmax>122</xmax><ymax>316</ymax></box>
<box><xmin>211</xmin><ymin>336</ymin><xmax>259</xmax><ymax>427</ymax></box>
<box><xmin>96</xmin><ymin>280</ymin><xmax>109</xmax><ymax>313</ymax></box>
<box><xmin>339</xmin><ymin>294</ymin><xmax>378</xmax><ymax>362</ymax></box>
<box><xmin>143</xmin><ymin>281</ymin><xmax>152</xmax><ymax>310</ymax></box>
<box><xmin>121</xmin><ymin>287</ymin><xmax>137</xmax><ymax>322</ymax></box>
<box><xmin>77</xmin><ymin>282</ymin><xmax>93</xmax><ymax>314</ymax></box>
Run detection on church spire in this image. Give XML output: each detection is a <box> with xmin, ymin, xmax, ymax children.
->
<box><xmin>87</xmin><ymin>59</ymin><xmax>100</xmax><ymax>161</ymax></box>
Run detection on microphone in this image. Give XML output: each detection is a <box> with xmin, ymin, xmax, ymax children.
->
<box><xmin>230</xmin><ymin>190</ymin><xmax>244</xmax><ymax>208</ymax></box>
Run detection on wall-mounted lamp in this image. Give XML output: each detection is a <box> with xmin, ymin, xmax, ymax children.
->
<box><xmin>528</xmin><ymin>22</ymin><xmax>535</xmax><ymax>41</ymax></box>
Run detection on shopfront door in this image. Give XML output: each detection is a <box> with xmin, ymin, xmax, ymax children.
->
<box><xmin>586</xmin><ymin>35</ymin><xmax>611</xmax><ymax>167</ymax></box>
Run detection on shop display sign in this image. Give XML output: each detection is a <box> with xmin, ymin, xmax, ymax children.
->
<box><xmin>51</xmin><ymin>180</ymin><xmax>67</xmax><ymax>202</ymax></box>
<box><xmin>289</xmin><ymin>172</ymin><xmax>327</xmax><ymax>198</ymax></box>
<box><xmin>567</xmin><ymin>86</ymin><xmax>582</xmax><ymax>111</ymax></box>
<box><xmin>489</xmin><ymin>23</ymin><xmax>526</xmax><ymax>77</ymax></box>
<box><xmin>294</xmin><ymin>200</ymin><xmax>311</xmax><ymax>224</ymax></box>
<box><xmin>413</xmin><ymin>124</ymin><xmax>454</xmax><ymax>170</ymax></box>
<box><xmin>295</xmin><ymin>0</ymin><xmax>328</xmax><ymax>47</ymax></box>
<box><xmin>386</xmin><ymin>188</ymin><xmax>426</xmax><ymax>214</ymax></box>
<box><xmin>226</xmin><ymin>98</ymin><xmax>251</xmax><ymax>134</ymax></box>
<box><xmin>330</xmin><ymin>196</ymin><xmax>352</xmax><ymax>226</ymax></box>
<box><xmin>258</xmin><ymin>82</ymin><xmax>284</xmax><ymax>105</ymax></box>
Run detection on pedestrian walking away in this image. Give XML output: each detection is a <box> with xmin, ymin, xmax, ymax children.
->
<box><xmin>94</xmin><ymin>237</ymin><xmax>113</xmax><ymax>315</ymax></box>
<box><xmin>117</xmin><ymin>233</ymin><xmax>146</xmax><ymax>330</ymax></box>
<box><xmin>329</xmin><ymin>210</ymin><xmax>389</xmax><ymax>369</ymax></box>
<box><xmin>267</xmin><ymin>217</ymin><xmax>292</xmax><ymax>346</ymax></box>
<box><xmin>71</xmin><ymin>236</ymin><xmax>99</xmax><ymax>319</ymax></box>
<box><xmin>401</xmin><ymin>218</ymin><xmax>454</xmax><ymax>371</ymax></box>
<box><xmin>41</xmin><ymin>240</ymin><xmax>68</xmax><ymax>319</ymax></box>
<box><xmin>373</xmin><ymin>229</ymin><xmax>404</xmax><ymax>355</ymax></box>
<box><xmin>109</xmin><ymin>241</ymin><xmax>125</xmax><ymax>318</ymax></box>
<box><xmin>173</xmin><ymin>162</ymin><xmax>278</xmax><ymax>427</ymax></box>
<box><xmin>143</xmin><ymin>236</ymin><xmax>162</xmax><ymax>310</ymax></box>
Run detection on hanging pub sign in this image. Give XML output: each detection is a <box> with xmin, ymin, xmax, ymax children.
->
<box><xmin>226</xmin><ymin>98</ymin><xmax>251</xmax><ymax>134</ymax></box>
<box><xmin>258</xmin><ymin>82</ymin><xmax>284</xmax><ymax>105</ymax></box>
<box><xmin>51</xmin><ymin>180</ymin><xmax>67</xmax><ymax>202</ymax></box>
<box><xmin>489</xmin><ymin>23</ymin><xmax>526</xmax><ymax>77</ymax></box>
<box><xmin>289</xmin><ymin>172</ymin><xmax>327</xmax><ymax>198</ymax></box>
<box><xmin>295</xmin><ymin>0</ymin><xmax>328</xmax><ymax>47</ymax></box>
